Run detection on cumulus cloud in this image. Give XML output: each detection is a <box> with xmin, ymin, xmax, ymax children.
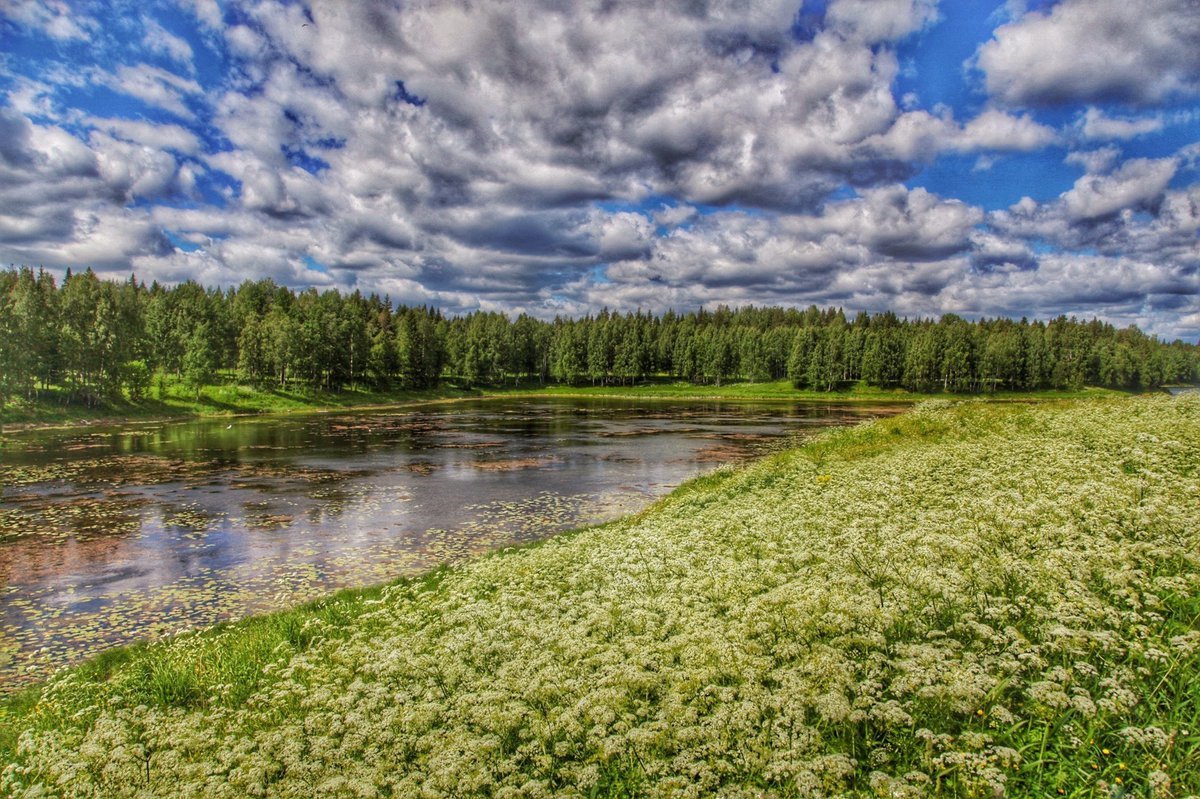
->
<box><xmin>91</xmin><ymin>132</ymin><xmax>183</xmax><ymax>201</ymax></box>
<box><xmin>601</xmin><ymin>186</ymin><xmax>981</xmax><ymax>308</ymax></box>
<box><xmin>988</xmin><ymin>166</ymin><xmax>1199</xmax><ymax>284</ymax></box>
<box><xmin>1064</xmin><ymin>147</ymin><xmax>1122</xmax><ymax>175</ymax></box>
<box><xmin>826</xmin><ymin>0</ymin><xmax>940</xmax><ymax>43</ymax></box>
<box><xmin>976</xmin><ymin>0</ymin><xmax>1200</xmax><ymax>106</ymax></box>
<box><xmin>956</xmin><ymin>109</ymin><xmax>1057</xmax><ymax>151</ymax></box>
<box><xmin>1061</xmin><ymin>157</ymin><xmax>1177</xmax><ymax>222</ymax></box>
<box><xmin>231</xmin><ymin>0</ymin><xmax>926</xmax><ymax>214</ymax></box>
<box><xmin>0</xmin><ymin>0</ymin><xmax>96</xmax><ymax>40</ymax></box>
<box><xmin>809</xmin><ymin>185</ymin><xmax>983</xmax><ymax>259</ymax></box>
<box><xmin>0</xmin><ymin>108</ymin><xmax>96</xmax><ymax>187</ymax></box>
<box><xmin>54</xmin><ymin>206</ymin><xmax>172</xmax><ymax>270</ymax></box>
<box><xmin>2</xmin><ymin>0</ymin><xmax>1199</xmax><ymax>338</ymax></box>
<box><xmin>177</xmin><ymin>0</ymin><xmax>222</xmax><ymax>31</ymax></box>
<box><xmin>86</xmin><ymin>117</ymin><xmax>201</xmax><ymax>155</ymax></box>
<box><xmin>933</xmin><ymin>251</ymin><xmax>1200</xmax><ymax>339</ymax></box>
<box><xmin>94</xmin><ymin>65</ymin><xmax>203</xmax><ymax>120</ymax></box>
<box><xmin>862</xmin><ymin>108</ymin><xmax>1055</xmax><ymax>162</ymax></box>
<box><xmin>653</xmin><ymin>205</ymin><xmax>698</xmax><ymax>228</ymax></box>
<box><xmin>1078</xmin><ymin>108</ymin><xmax>1164</xmax><ymax>141</ymax></box>
<box><xmin>968</xmin><ymin>230</ymin><xmax>1036</xmax><ymax>272</ymax></box>
<box><xmin>0</xmin><ymin>108</ymin><xmax>187</xmax><ymax>269</ymax></box>
<box><xmin>141</xmin><ymin>18</ymin><xmax>195</xmax><ymax>71</ymax></box>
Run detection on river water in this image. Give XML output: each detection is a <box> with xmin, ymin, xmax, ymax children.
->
<box><xmin>0</xmin><ymin>397</ymin><xmax>901</xmax><ymax>690</ymax></box>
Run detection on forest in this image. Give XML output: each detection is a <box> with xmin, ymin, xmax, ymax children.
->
<box><xmin>1</xmin><ymin>265</ymin><xmax>1197</xmax><ymax>407</ymax></box>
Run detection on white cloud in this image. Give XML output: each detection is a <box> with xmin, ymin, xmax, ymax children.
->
<box><xmin>814</xmin><ymin>185</ymin><xmax>983</xmax><ymax>259</ymax></box>
<box><xmin>86</xmin><ymin>117</ymin><xmax>201</xmax><ymax>155</ymax></box>
<box><xmin>142</xmin><ymin>18</ymin><xmax>194</xmax><ymax>71</ymax></box>
<box><xmin>956</xmin><ymin>109</ymin><xmax>1057</xmax><ymax>151</ymax></box>
<box><xmin>0</xmin><ymin>110</ymin><xmax>182</xmax><ymax>270</ymax></box>
<box><xmin>602</xmin><ymin>186</ymin><xmax>982</xmax><ymax>306</ymax></box>
<box><xmin>3</xmin><ymin>0</ymin><xmax>1199</xmax><ymax>340</ymax></box>
<box><xmin>55</xmin><ymin>206</ymin><xmax>170</xmax><ymax>269</ymax></box>
<box><xmin>95</xmin><ymin>64</ymin><xmax>204</xmax><ymax>120</ymax></box>
<box><xmin>1061</xmin><ymin>157</ymin><xmax>1177</xmax><ymax>221</ymax></box>
<box><xmin>0</xmin><ymin>109</ymin><xmax>94</xmax><ymax>177</ymax></box>
<box><xmin>826</xmin><ymin>0</ymin><xmax>940</xmax><ymax>43</ymax></box>
<box><xmin>206</xmin><ymin>150</ymin><xmax>329</xmax><ymax>217</ymax></box>
<box><xmin>177</xmin><ymin>0</ymin><xmax>222</xmax><ymax>31</ymax></box>
<box><xmin>987</xmin><ymin>169</ymin><xmax>1199</xmax><ymax>298</ymax></box>
<box><xmin>976</xmin><ymin>0</ymin><xmax>1200</xmax><ymax>106</ymax></box>
<box><xmin>1064</xmin><ymin>147</ymin><xmax>1122</xmax><ymax>175</ymax></box>
<box><xmin>968</xmin><ymin>230</ymin><xmax>1035</xmax><ymax>271</ymax></box>
<box><xmin>91</xmin><ymin>132</ymin><xmax>185</xmax><ymax>201</ymax></box>
<box><xmin>862</xmin><ymin>108</ymin><xmax>1055</xmax><ymax>163</ymax></box>
<box><xmin>225</xmin><ymin>24</ymin><xmax>268</xmax><ymax>59</ymax></box>
<box><xmin>4</xmin><ymin>76</ymin><xmax>59</xmax><ymax>119</ymax></box>
<box><xmin>945</xmin><ymin>252</ymin><xmax>1199</xmax><ymax>320</ymax></box>
<box><xmin>0</xmin><ymin>0</ymin><xmax>95</xmax><ymax>40</ymax></box>
<box><xmin>592</xmin><ymin>212</ymin><xmax>656</xmax><ymax>261</ymax></box>
<box><xmin>234</xmin><ymin>2</ymin><xmax>915</xmax><ymax>212</ymax></box>
<box><xmin>1079</xmin><ymin>108</ymin><xmax>1164</xmax><ymax>141</ymax></box>
<box><xmin>653</xmin><ymin>205</ymin><xmax>698</xmax><ymax>227</ymax></box>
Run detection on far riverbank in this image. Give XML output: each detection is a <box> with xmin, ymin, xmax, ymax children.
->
<box><xmin>0</xmin><ymin>377</ymin><xmax>1126</xmax><ymax>431</ymax></box>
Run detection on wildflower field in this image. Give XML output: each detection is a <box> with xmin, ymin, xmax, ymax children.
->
<box><xmin>4</xmin><ymin>395</ymin><xmax>1199</xmax><ymax>798</ymax></box>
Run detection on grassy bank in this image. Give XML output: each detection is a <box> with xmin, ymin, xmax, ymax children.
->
<box><xmin>4</xmin><ymin>395</ymin><xmax>1199</xmax><ymax>797</ymax></box>
<box><xmin>0</xmin><ymin>376</ymin><xmax>1121</xmax><ymax>428</ymax></box>
<box><xmin>0</xmin><ymin>377</ymin><xmax>486</xmax><ymax>428</ymax></box>
<box><xmin>495</xmin><ymin>379</ymin><xmax>1121</xmax><ymax>403</ymax></box>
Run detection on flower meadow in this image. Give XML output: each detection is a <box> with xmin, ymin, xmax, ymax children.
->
<box><xmin>4</xmin><ymin>395</ymin><xmax>1200</xmax><ymax>798</ymax></box>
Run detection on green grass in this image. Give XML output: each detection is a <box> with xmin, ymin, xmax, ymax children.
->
<box><xmin>0</xmin><ymin>375</ymin><xmax>485</xmax><ymax>428</ymax></box>
<box><xmin>1</xmin><ymin>374</ymin><xmax>1122</xmax><ymax>429</ymax></box>
<box><xmin>493</xmin><ymin>378</ymin><xmax>1121</xmax><ymax>403</ymax></box>
<box><xmin>4</xmin><ymin>394</ymin><xmax>1198</xmax><ymax>797</ymax></box>
<box><xmin>0</xmin><ymin>568</ymin><xmax>451</xmax><ymax>759</ymax></box>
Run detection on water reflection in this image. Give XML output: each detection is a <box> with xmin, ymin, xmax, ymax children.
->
<box><xmin>0</xmin><ymin>397</ymin><xmax>902</xmax><ymax>690</ymax></box>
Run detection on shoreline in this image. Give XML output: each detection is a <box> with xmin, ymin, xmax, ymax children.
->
<box><xmin>0</xmin><ymin>397</ymin><xmax>906</xmax><ymax>696</ymax></box>
<box><xmin>0</xmin><ymin>380</ymin><xmax>1127</xmax><ymax>433</ymax></box>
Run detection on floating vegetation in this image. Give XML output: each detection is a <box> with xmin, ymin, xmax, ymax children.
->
<box><xmin>0</xmin><ymin>495</ymin><xmax>147</xmax><ymax>544</ymax></box>
<box><xmin>597</xmin><ymin>426</ymin><xmax>703</xmax><ymax>437</ymax></box>
<box><xmin>245</xmin><ymin>513</ymin><xmax>295</xmax><ymax>530</ymax></box>
<box><xmin>160</xmin><ymin>505</ymin><xmax>219</xmax><ymax>532</ymax></box>
<box><xmin>689</xmin><ymin>444</ymin><xmax>754</xmax><ymax>462</ymax></box>
<box><xmin>599</xmin><ymin>453</ymin><xmax>642</xmax><ymax>463</ymax></box>
<box><xmin>470</xmin><ymin>455</ymin><xmax>564</xmax><ymax>471</ymax></box>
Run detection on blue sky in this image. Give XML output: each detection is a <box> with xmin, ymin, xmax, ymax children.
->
<box><xmin>1</xmin><ymin>0</ymin><xmax>1198</xmax><ymax>339</ymax></box>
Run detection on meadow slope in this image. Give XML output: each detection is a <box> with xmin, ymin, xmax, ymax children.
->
<box><xmin>4</xmin><ymin>396</ymin><xmax>1200</xmax><ymax>798</ymax></box>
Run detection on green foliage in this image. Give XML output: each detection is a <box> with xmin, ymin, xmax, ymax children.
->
<box><xmin>122</xmin><ymin>360</ymin><xmax>152</xmax><ymax>401</ymax></box>
<box><xmin>181</xmin><ymin>322</ymin><xmax>217</xmax><ymax>399</ymax></box>
<box><xmin>1</xmin><ymin>268</ymin><xmax>1197</xmax><ymax>420</ymax></box>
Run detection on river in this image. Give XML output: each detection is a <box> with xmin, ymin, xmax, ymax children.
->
<box><xmin>0</xmin><ymin>396</ymin><xmax>901</xmax><ymax>690</ymax></box>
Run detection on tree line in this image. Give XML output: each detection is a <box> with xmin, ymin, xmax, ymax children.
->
<box><xmin>1</xmin><ymin>266</ymin><xmax>1196</xmax><ymax>407</ymax></box>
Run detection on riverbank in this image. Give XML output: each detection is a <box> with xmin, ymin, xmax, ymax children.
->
<box><xmin>0</xmin><ymin>381</ymin><xmax>483</xmax><ymax>431</ymax></box>
<box><xmin>0</xmin><ymin>376</ymin><xmax>1122</xmax><ymax>431</ymax></box>
<box><xmin>1</xmin><ymin>399</ymin><xmax>883</xmax><ymax>693</ymax></box>
<box><xmin>4</xmin><ymin>394</ymin><xmax>1198</xmax><ymax>796</ymax></box>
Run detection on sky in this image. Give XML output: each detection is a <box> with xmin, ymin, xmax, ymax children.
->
<box><xmin>1</xmin><ymin>0</ymin><xmax>1199</xmax><ymax>340</ymax></box>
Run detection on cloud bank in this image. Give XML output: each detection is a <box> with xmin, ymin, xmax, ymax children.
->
<box><xmin>0</xmin><ymin>0</ymin><xmax>1198</xmax><ymax>339</ymax></box>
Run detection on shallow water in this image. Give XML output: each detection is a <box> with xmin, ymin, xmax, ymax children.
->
<box><xmin>0</xmin><ymin>396</ymin><xmax>900</xmax><ymax>690</ymax></box>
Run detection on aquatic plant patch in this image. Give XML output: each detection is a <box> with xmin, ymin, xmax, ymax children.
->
<box><xmin>3</xmin><ymin>396</ymin><xmax>1199</xmax><ymax>797</ymax></box>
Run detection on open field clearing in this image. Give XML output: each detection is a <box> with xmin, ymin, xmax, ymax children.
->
<box><xmin>4</xmin><ymin>395</ymin><xmax>1199</xmax><ymax>797</ymax></box>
